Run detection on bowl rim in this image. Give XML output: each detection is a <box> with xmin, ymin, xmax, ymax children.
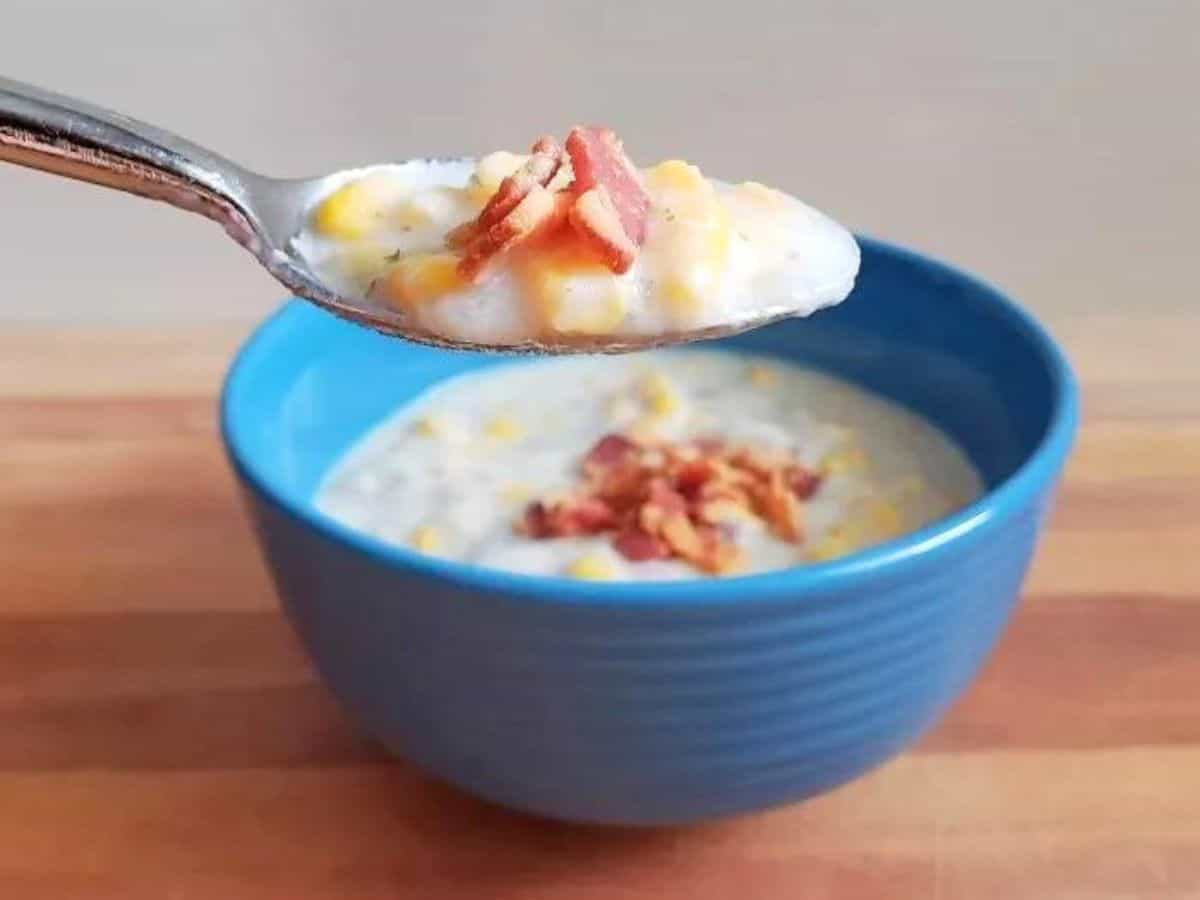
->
<box><xmin>221</xmin><ymin>236</ymin><xmax>1079</xmax><ymax>608</ymax></box>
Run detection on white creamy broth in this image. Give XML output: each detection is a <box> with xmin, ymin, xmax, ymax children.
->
<box><xmin>293</xmin><ymin>142</ymin><xmax>859</xmax><ymax>348</ymax></box>
<box><xmin>316</xmin><ymin>350</ymin><xmax>983</xmax><ymax>581</ymax></box>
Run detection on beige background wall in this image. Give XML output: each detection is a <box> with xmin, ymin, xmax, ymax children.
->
<box><xmin>1</xmin><ymin>0</ymin><xmax>1195</xmax><ymax>325</ymax></box>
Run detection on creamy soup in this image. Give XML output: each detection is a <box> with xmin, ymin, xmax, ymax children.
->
<box><xmin>294</xmin><ymin>127</ymin><xmax>859</xmax><ymax>348</ymax></box>
<box><xmin>316</xmin><ymin>351</ymin><xmax>982</xmax><ymax>580</ymax></box>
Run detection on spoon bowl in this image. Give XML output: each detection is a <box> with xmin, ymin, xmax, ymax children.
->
<box><xmin>0</xmin><ymin>76</ymin><xmax>813</xmax><ymax>354</ymax></box>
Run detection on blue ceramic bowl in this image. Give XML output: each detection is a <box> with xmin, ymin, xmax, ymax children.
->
<box><xmin>221</xmin><ymin>238</ymin><xmax>1077</xmax><ymax>825</ymax></box>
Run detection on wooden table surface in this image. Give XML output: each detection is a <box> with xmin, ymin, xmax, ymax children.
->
<box><xmin>1</xmin><ymin>313</ymin><xmax>1197</xmax><ymax>899</ymax></box>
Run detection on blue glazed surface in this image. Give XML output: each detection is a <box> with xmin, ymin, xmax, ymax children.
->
<box><xmin>221</xmin><ymin>238</ymin><xmax>1078</xmax><ymax>824</ymax></box>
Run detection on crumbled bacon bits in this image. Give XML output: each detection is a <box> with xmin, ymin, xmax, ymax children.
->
<box><xmin>448</xmin><ymin>126</ymin><xmax>651</xmax><ymax>279</ymax></box>
<box><xmin>457</xmin><ymin>186</ymin><xmax>573</xmax><ymax>281</ymax></box>
<box><xmin>565</xmin><ymin>128</ymin><xmax>650</xmax><ymax>242</ymax></box>
<box><xmin>448</xmin><ymin>136</ymin><xmax>563</xmax><ymax>251</ymax></box>
<box><xmin>515</xmin><ymin>433</ymin><xmax>823</xmax><ymax>575</ymax></box>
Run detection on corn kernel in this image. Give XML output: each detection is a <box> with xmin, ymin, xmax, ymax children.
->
<box><xmin>748</xmin><ymin>365</ymin><xmax>777</xmax><ymax>388</ymax></box>
<box><xmin>410</xmin><ymin>525</ymin><xmax>441</xmax><ymax>553</ymax></box>
<box><xmin>484</xmin><ymin>416</ymin><xmax>525</xmax><ymax>442</ymax></box>
<box><xmin>413</xmin><ymin>415</ymin><xmax>447</xmax><ymax>438</ymax></box>
<box><xmin>807</xmin><ymin>527</ymin><xmax>855</xmax><ymax>562</ymax></box>
<box><xmin>374</xmin><ymin>252</ymin><xmax>466</xmax><ymax>308</ymax></box>
<box><xmin>467</xmin><ymin>151</ymin><xmax>528</xmax><ymax>203</ymax></box>
<box><xmin>864</xmin><ymin>499</ymin><xmax>903</xmax><ymax>540</ymax></box>
<box><xmin>816</xmin><ymin>499</ymin><xmax>904</xmax><ymax>561</ymax></box>
<box><xmin>659</xmin><ymin>275</ymin><xmax>704</xmax><ymax>318</ymax></box>
<box><xmin>465</xmin><ymin>184</ymin><xmax>491</xmax><ymax>205</ymax></box>
<box><xmin>551</xmin><ymin>285</ymin><xmax>629</xmax><ymax>334</ymax></box>
<box><xmin>643</xmin><ymin>158</ymin><xmax>730</xmax><ymax>326</ymax></box>
<box><xmin>645</xmin><ymin>160</ymin><xmax>724</xmax><ymax>226</ymax></box>
<box><xmin>311</xmin><ymin>175</ymin><xmax>393</xmax><ymax>240</ymax></box>
<box><xmin>639</xmin><ymin>372</ymin><xmax>680</xmax><ymax>417</ymax></box>
<box><xmin>521</xmin><ymin>244</ymin><xmax>628</xmax><ymax>335</ymax></box>
<box><xmin>645</xmin><ymin>159</ymin><xmax>707</xmax><ymax>192</ymax></box>
<box><xmin>499</xmin><ymin>483</ymin><xmax>531</xmax><ymax>505</ymax></box>
<box><xmin>465</xmin><ymin>182</ymin><xmax>493</xmax><ymax>205</ymax></box>
<box><xmin>820</xmin><ymin>444</ymin><xmax>869</xmax><ymax>476</ymax></box>
<box><xmin>653</xmin><ymin>208</ymin><xmax>731</xmax><ymax>320</ymax></box>
<box><xmin>566</xmin><ymin>555</ymin><xmax>615</xmax><ymax>581</ymax></box>
<box><xmin>475</xmin><ymin>151</ymin><xmax>527</xmax><ymax>188</ymax></box>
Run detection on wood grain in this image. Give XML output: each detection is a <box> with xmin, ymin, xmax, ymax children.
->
<box><xmin>1</xmin><ymin>317</ymin><xmax>1197</xmax><ymax>899</ymax></box>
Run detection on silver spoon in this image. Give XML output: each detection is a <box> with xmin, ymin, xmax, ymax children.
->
<box><xmin>0</xmin><ymin>76</ymin><xmax>805</xmax><ymax>354</ymax></box>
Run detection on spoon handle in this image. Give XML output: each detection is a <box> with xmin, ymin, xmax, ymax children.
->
<box><xmin>0</xmin><ymin>75</ymin><xmax>262</xmax><ymax>250</ymax></box>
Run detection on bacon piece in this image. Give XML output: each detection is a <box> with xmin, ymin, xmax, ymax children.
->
<box><xmin>593</xmin><ymin>463</ymin><xmax>648</xmax><ymax>512</ymax></box>
<box><xmin>568</xmin><ymin>186</ymin><xmax>638</xmax><ymax>274</ymax></box>
<box><xmin>519</xmin><ymin>426</ymin><xmax>819</xmax><ymax>575</ymax></box>
<box><xmin>786</xmin><ymin>465</ymin><xmax>822</xmax><ymax>500</ymax></box>
<box><xmin>448</xmin><ymin>136</ymin><xmax>563</xmax><ymax>249</ymax></box>
<box><xmin>701</xmin><ymin>457</ymin><xmax>757</xmax><ymax>492</ymax></box>
<box><xmin>696</xmin><ymin>499</ymin><xmax>747</xmax><ymax>526</ymax></box>
<box><xmin>518</xmin><ymin>496</ymin><xmax>617</xmax><ymax>538</ymax></box>
<box><xmin>614</xmin><ymin>527</ymin><xmax>670</xmax><ymax>562</ymax></box>
<box><xmin>646</xmin><ymin>478</ymin><xmax>688</xmax><ymax>514</ymax></box>
<box><xmin>565</xmin><ymin>127</ymin><xmax>650</xmax><ymax>247</ymax></box>
<box><xmin>519</xmin><ymin>501</ymin><xmax>554</xmax><ymax>538</ymax></box>
<box><xmin>728</xmin><ymin>446</ymin><xmax>788</xmax><ymax>481</ymax></box>
<box><xmin>692</xmin><ymin>436</ymin><xmax>726</xmax><ymax>455</ymax></box>
<box><xmin>457</xmin><ymin>186</ymin><xmax>571</xmax><ymax>280</ymax></box>
<box><xmin>659</xmin><ymin>512</ymin><xmax>704</xmax><ymax>559</ymax></box>
<box><xmin>674</xmin><ymin>458</ymin><xmax>717</xmax><ymax>496</ymax></box>
<box><xmin>637</xmin><ymin>478</ymin><xmax>688</xmax><ymax>535</ymax></box>
<box><xmin>658</xmin><ymin>515</ymin><xmax>743</xmax><ymax>575</ymax></box>
<box><xmin>752</xmin><ymin>470</ymin><xmax>805</xmax><ymax>543</ymax></box>
<box><xmin>564</xmin><ymin>497</ymin><xmax>619</xmax><ymax>534</ymax></box>
<box><xmin>698</xmin><ymin>529</ymin><xmax>746</xmax><ymax>575</ymax></box>
<box><xmin>694</xmin><ymin>481</ymin><xmax>752</xmax><ymax>518</ymax></box>
<box><xmin>583</xmin><ymin>433</ymin><xmax>638</xmax><ymax>471</ymax></box>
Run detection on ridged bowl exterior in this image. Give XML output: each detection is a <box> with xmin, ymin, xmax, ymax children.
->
<box><xmin>222</xmin><ymin>239</ymin><xmax>1077</xmax><ymax>825</ymax></box>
